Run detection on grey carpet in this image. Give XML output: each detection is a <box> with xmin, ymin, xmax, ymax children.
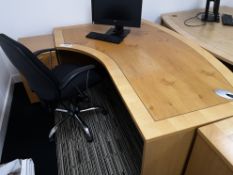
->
<box><xmin>55</xmin><ymin>81</ymin><xmax>143</xmax><ymax>175</ymax></box>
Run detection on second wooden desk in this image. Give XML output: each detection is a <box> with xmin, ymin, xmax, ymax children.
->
<box><xmin>161</xmin><ymin>6</ymin><xmax>233</xmax><ymax>65</ymax></box>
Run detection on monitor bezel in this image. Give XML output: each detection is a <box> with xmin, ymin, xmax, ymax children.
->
<box><xmin>91</xmin><ymin>0</ymin><xmax>143</xmax><ymax>28</ymax></box>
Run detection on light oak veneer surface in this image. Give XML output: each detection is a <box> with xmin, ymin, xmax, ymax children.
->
<box><xmin>56</xmin><ymin>22</ymin><xmax>233</xmax><ymax>121</ymax></box>
<box><xmin>161</xmin><ymin>6</ymin><xmax>233</xmax><ymax>65</ymax></box>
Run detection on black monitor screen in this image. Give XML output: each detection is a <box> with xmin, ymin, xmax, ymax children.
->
<box><xmin>91</xmin><ymin>0</ymin><xmax>143</xmax><ymax>27</ymax></box>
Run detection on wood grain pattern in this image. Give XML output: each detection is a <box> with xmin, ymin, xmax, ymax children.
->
<box><xmin>199</xmin><ymin>117</ymin><xmax>233</xmax><ymax>170</ymax></box>
<box><xmin>56</xmin><ymin>22</ymin><xmax>233</xmax><ymax>121</ymax></box>
<box><xmin>53</xmin><ymin>20</ymin><xmax>233</xmax><ymax>175</ymax></box>
<box><xmin>142</xmin><ymin>129</ymin><xmax>195</xmax><ymax>175</ymax></box>
<box><xmin>161</xmin><ymin>6</ymin><xmax>233</xmax><ymax>65</ymax></box>
<box><xmin>185</xmin><ymin>118</ymin><xmax>233</xmax><ymax>175</ymax></box>
<box><xmin>18</xmin><ymin>35</ymin><xmax>55</xmax><ymax>52</ymax></box>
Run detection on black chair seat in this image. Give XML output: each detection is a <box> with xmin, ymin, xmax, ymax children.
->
<box><xmin>52</xmin><ymin>64</ymin><xmax>78</xmax><ymax>77</ymax></box>
<box><xmin>52</xmin><ymin>64</ymin><xmax>101</xmax><ymax>99</ymax></box>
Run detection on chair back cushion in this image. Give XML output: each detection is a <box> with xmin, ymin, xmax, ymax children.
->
<box><xmin>0</xmin><ymin>34</ymin><xmax>60</xmax><ymax>101</ymax></box>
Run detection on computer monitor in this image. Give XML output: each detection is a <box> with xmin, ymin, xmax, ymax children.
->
<box><xmin>86</xmin><ymin>0</ymin><xmax>143</xmax><ymax>43</ymax></box>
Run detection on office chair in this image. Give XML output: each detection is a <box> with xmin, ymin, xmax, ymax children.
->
<box><xmin>0</xmin><ymin>33</ymin><xmax>105</xmax><ymax>142</ymax></box>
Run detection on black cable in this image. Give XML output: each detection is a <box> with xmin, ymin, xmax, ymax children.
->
<box><xmin>184</xmin><ymin>12</ymin><xmax>213</xmax><ymax>27</ymax></box>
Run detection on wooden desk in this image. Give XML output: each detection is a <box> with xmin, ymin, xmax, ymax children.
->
<box><xmin>18</xmin><ymin>35</ymin><xmax>57</xmax><ymax>103</ymax></box>
<box><xmin>161</xmin><ymin>6</ymin><xmax>233</xmax><ymax>65</ymax></box>
<box><xmin>185</xmin><ymin>117</ymin><xmax>233</xmax><ymax>175</ymax></box>
<box><xmin>53</xmin><ymin>20</ymin><xmax>233</xmax><ymax>175</ymax></box>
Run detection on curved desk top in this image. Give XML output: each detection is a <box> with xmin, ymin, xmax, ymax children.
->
<box><xmin>54</xmin><ymin>20</ymin><xmax>233</xmax><ymax>141</ymax></box>
<box><xmin>161</xmin><ymin>6</ymin><xmax>233</xmax><ymax>65</ymax></box>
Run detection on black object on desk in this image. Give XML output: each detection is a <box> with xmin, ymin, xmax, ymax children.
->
<box><xmin>88</xmin><ymin>0</ymin><xmax>142</xmax><ymax>43</ymax></box>
<box><xmin>87</xmin><ymin>32</ymin><xmax>123</xmax><ymax>44</ymax></box>
<box><xmin>201</xmin><ymin>0</ymin><xmax>220</xmax><ymax>22</ymax></box>
<box><xmin>86</xmin><ymin>27</ymin><xmax>130</xmax><ymax>44</ymax></box>
<box><xmin>222</xmin><ymin>14</ymin><xmax>233</xmax><ymax>26</ymax></box>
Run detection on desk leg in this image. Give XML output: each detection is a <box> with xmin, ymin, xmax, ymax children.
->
<box><xmin>141</xmin><ymin>129</ymin><xmax>195</xmax><ymax>175</ymax></box>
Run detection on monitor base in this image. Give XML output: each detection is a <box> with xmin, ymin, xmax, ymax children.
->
<box><xmin>105</xmin><ymin>26</ymin><xmax>130</xmax><ymax>39</ymax></box>
<box><xmin>201</xmin><ymin>14</ymin><xmax>220</xmax><ymax>22</ymax></box>
<box><xmin>86</xmin><ymin>25</ymin><xmax>130</xmax><ymax>44</ymax></box>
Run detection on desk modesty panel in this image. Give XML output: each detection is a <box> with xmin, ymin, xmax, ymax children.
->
<box><xmin>185</xmin><ymin>117</ymin><xmax>233</xmax><ymax>175</ymax></box>
<box><xmin>53</xmin><ymin>20</ymin><xmax>233</xmax><ymax>175</ymax></box>
<box><xmin>161</xmin><ymin>6</ymin><xmax>233</xmax><ymax>65</ymax></box>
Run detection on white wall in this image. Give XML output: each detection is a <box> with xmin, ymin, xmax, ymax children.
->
<box><xmin>0</xmin><ymin>0</ymin><xmax>92</xmax><ymax>39</ymax></box>
<box><xmin>143</xmin><ymin>0</ymin><xmax>203</xmax><ymax>22</ymax></box>
<box><xmin>1</xmin><ymin>0</ymin><xmax>224</xmax><ymax>40</ymax></box>
<box><xmin>224</xmin><ymin>0</ymin><xmax>233</xmax><ymax>6</ymax></box>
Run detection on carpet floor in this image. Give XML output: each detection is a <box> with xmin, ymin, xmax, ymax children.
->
<box><xmin>2</xmin><ymin>78</ymin><xmax>143</xmax><ymax>175</ymax></box>
<box><xmin>55</xmin><ymin>80</ymin><xmax>143</xmax><ymax>175</ymax></box>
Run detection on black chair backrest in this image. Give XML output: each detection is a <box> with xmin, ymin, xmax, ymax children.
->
<box><xmin>0</xmin><ymin>34</ymin><xmax>60</xmax><ymax>101</ymax></box>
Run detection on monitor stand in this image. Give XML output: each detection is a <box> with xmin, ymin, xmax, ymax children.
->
<box><xmin>201</xmin><ymin>14</ymin><xmax>220</xmax><ymax>22</ymax></box>
<box><xmin>105</xmin><ymin>25</ymin><xmax>130</xmax><ymax>39</ymax></box>
<box><xmin>86</xmin><ymin>25</ymin><xmax>130</xmax><ymax>44</ymax></box>
<box><xmin>201</xmin><ymin>0</ymin><xmax>220</xmax><ymax>22</ymax></box>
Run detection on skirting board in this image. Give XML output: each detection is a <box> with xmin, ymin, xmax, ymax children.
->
<box><xmin>0</xmin><ymin>76</ymin><xmax>15</xmax><ymax>160</ymax></box>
